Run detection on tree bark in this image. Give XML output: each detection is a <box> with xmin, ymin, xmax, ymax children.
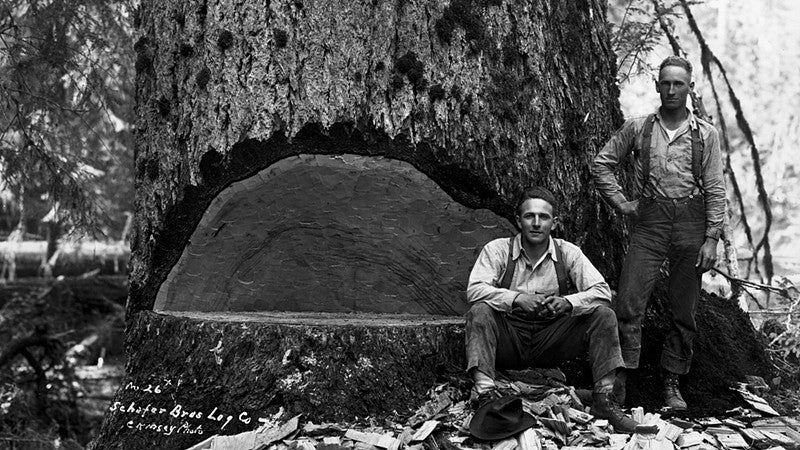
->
<box><xmin>128</xmin><ymin>0</ymin><xmax>626</xmax><ymax>315</ymax></box>
<box><xmin>90</xmin><ymin>312</ymin><xmax>465</xmax><ymax>450</ymax></box>
<box><xmin>90</xmin><ymin>0</ymin><xmax>769</xmax><ymax>448</ymax></box>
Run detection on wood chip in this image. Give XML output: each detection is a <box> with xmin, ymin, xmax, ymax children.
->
<box><xmin>523</xmin><ymin>399</ymin><xmax>550</xmax><ymax>416</ymax></box>
<box><xmin>285</xmin><ymin>439</ymin><xmax>316</xmax><ymax>450</ymax></box>
<box><xmin>448</xmin><ymin>401</ymin><xmax>467</xmax><ymax>415</ymax></box>
<box><xmin>566</xmin><ymin>407</ymin><xmax>592</xmax><ymax>424</ymax></box>
<box><xmin>410</xmin><ymin>421</ymin><xmax>438</xmax><ymax>442</ymax></box>
<box><xmin>541</xmin><ymin>440</ymin><xmax>558</xmax><ymax>450</ymax></box>
<box><xmin>408</xmin><ymin>391</ymin><xmax>452</xmax><ymax>426</ymax></box>
<box><xmin>540</xmin><ymin>417</ymin><xmax>569</xmax><ymax>435</ymax></box>
<box><xmin>516</xmin><ymin>428</ymin><xmax>541</xmax><ymax>450</ymax></box>
<box><xmin>254</xmin><ymin>415</ymin><xmax>302</xmax><ymax>450</ymax></box>
<box><xmin>354</xmin><ymin>442</ymin><xmax>380</xmax><ymax>450</ymax></box>
<box><xmin>607</xmin><ymin>433</ymin><xmax>628</xmax><ymax>447</ymax></box>
<box><xmin>345</xmin><ymin>430</ymin><xmax>399</xmax><ymax>449</ymax></box>
<box><xmin>491</xmin><ymin>437</ymin><xmax>518</xmax><ymax>450</ymax></box>
<box><xmin>185</xmin><ymin>436</ymin><xmax>215</xmax><ymax>450</ymax></box>
<box><xmin>714</xmin><ymin>432</ymin><xmax>750</xmax><ymax>448</ymax></box>
<box><xmin>784</xmin><ymin>427</ymin><xmax>800</xmax><ymax>443</ymax></box>
<box><xmin>782</xmin><ymin>417</ymin><xmax>800</xmax><ymax>430</ymax></box>
<box><xmin>212</xmin><ymin>433</ymin><xmax>258</xmax><ymax>450</ymax></box>
<box><xmin>676</xmin><ymin>431</ymin><xmax>703</xmax><ymax>448</ymax></box>
<box><xmin>567</xmin><ymin>388</ymin><xmax>584</xmax><ymax>409</ymax></box>
<box><xmin>304</xmin><ymin>423</ymin><xmax>346</xmax><ymax>436</ymax></box>
<box><xmin>731</xmin><ymin>387</ymin><xmax>780</xmax><ymax>416</ymax></box>
<box><xmin>653</xmin><ymin>419</ymin><xmax>682</xmax><ymax>442</ymax></box>
<box><xmin>542</xmin><ymin>393</ymin><xmax>565</xmax><ymax>408</ymax></box>
<box><xmin>723</xmin><ymin>418</ymin><xmax>746</xmax><ymax>429</ymax></box>
<box><xmin>631</xmin><ymin>407</ymin><xmax>644</xmax><ymax>424</ymax></box>
<box><xmin>739</xmin><ymin>428</ymin><xmax>766</xmax><ymax>443</ymax></box>
<box><xmin>696</xmin><ymin>417</ymin><xmax>722</xmax><ymax>427</ymax></box>
<box><xmin>761</xmin><ymin>430</ymin><xmax>798</xmax><ymax>446</ymax></box>
<box><xmin>397</xmin><ymin>427</ymin><xmax>415</xmax><ymax>445</ymax></box>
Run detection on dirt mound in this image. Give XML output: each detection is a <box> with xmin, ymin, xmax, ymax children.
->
<box><xmin>626</xmin><ymin>288</ymin><xmax>774</xmax><ymax>415</ymax></box>
<box><xmin>559</xmin><ymin>284</ymin><xmax>774</xmax><ymax>416</ymax></box>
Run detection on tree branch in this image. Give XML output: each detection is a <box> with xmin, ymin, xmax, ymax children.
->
<box><xmin>653</xmin><ymin>2</ymin><xmax>753</xmax><ymax>293</ymax></box>
<box><xmin>20</xmin><ymin>347</ymin><xmax>49</xmax><ymax>416</ymax></box>
<box><xmin>0</xmin><ymin>331</ymin><xmax>60</xmax><ymax>369</ymax></box>
<box><xmin>652</xmin><ymin>0</ymin><xmax>682</xmax><ymax>56</ymax></box>
<box><xmin>679</xmin><ymin>0</ymin><xmax>775</xmax><ymax>283</ymax></box>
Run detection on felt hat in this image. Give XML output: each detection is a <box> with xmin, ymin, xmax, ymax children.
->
<box><xmin>469</xmin><ymin>395</ymin><xmax>536</xmax><ymax>441</ymax></box>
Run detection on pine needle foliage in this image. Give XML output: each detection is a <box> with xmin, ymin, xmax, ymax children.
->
<box><xmin>607</xmin><ymin>0</ymin><xmax>684</xmax><ymax>83</ymax></box>
<box><xmin>0</xmin><ymin>0</ymin><xmax>135</xmax><ymax>236</ymax></box>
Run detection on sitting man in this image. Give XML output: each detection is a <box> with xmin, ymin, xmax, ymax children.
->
<box><xmin>465</xmin><ymin>186</ymin><xmax>637</xmax><ymax>433</ymax></box>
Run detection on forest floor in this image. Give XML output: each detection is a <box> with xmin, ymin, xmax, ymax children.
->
<box><xmin>0</xmin><ymin>277</ymin><xmax>798</xmax><ymax>449</ymax></box>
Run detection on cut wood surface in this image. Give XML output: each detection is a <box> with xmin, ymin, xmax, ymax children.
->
<box><xmin>129</xmin><ymin>0</ymin><xmax>625</xmax><ymax>314</ymax></box>
<box><xmin>154</xmin><ymin>155</ymin><xmax>515</xmax><ymax>314</ymax></box>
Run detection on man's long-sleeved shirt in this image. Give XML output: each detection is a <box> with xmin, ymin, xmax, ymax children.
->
<box><xmin>592</xmin><ymin>109</ymin><xmax>726</xmax><ymax>240</ymax></box>
<box><xmin>466</xmin><ymin>234</ymin><xmax>611</xmax><ymax>316</ymax></box>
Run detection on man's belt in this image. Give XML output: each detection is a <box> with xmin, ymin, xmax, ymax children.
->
<box><xmin>641</xmin><ymin>194</ymin><xmax>702</xmax><ymax>205</ymax></box>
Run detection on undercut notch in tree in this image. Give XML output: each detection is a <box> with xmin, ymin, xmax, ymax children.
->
<box><xmin>92</xmin><ymin>1</ymin><xmax>773</xmax><ymax>449</ymax></box>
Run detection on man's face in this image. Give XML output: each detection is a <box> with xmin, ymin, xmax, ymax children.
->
<box><xmin>655</xmin><ymin>65</ymin><xmax>693</xmax><ymax>112</ymax></box>
<box><xmin>515</xmin><ymin>198</ymin><xmax>555</xmax><ymax>248</ymax></box>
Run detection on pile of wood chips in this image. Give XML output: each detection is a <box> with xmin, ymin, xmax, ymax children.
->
<box><xmin>185</xmin><ymin>375</ymin><xmax>800</xmax><ymax>450</ymax></box>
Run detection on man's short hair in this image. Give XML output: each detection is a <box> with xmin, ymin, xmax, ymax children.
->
<box><xmin>658</xmin><ymin>55</ymin><xmax>693</xmax><ymax>77</ymax></box>
<box><xmin>515</xmin><ymin>186</ymin><xmax>558</xmax><ymax>216</ymax></box>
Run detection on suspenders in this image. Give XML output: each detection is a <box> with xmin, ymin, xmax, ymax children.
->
<box><xmin>498</xmin><ymin>237</ymin><xmax>573</xmax><ymax>296</ymax></box>
<box><xmin>637</xmin><ymin>113</ymin><xmax>704</xmax><ymax>195</ymax></box>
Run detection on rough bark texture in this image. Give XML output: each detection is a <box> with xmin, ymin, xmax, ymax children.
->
<box><xmin>129</xmin><ymin>0</ymin><xmax>626</xmax><ymax>314</ymax></box>
<box><xmin>90</xmin><ymin>312</ymin><xmax>464</xmax><ymax>450</ymax></box>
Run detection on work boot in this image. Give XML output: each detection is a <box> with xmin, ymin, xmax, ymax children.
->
<box><xmin>613</xmin><ymin>370</ymin><xmax>627</xmax><ymax>406</ymax></box>
<box><xmin>663</xmin><ymin>373</ymin><xmax>688</xmax><ymax>411</ymax></box>
<box><xmin>589</xmin><ymin>392</ymin><xmax>639</xmax><ymax>434</ymax></box>
<box><xmin>469</xmin><ymin>386</ymin><xmax>502</xmax><ymax>409</ymax></box>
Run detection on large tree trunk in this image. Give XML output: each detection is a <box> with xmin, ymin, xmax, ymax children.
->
<box><xmin>127</xmin><ymin>0</ymin><xmax>625</xmax><ymax>317</ymax></box>
<box><xmin>90</xmin><ymin>1</ymin><xmax>771</xmax><ymax>449</ymax></box>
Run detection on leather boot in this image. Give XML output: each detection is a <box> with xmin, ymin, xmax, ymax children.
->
<box><xmin>663</xmin><ymin>373</ymin><xmax>688</xmax><ymax>411</ymax></box>
<box><xmin>469</xmin><ymin>386</ymin><xmax>502</xmax><ymax>409</ymax></box>
<box><xmin>613</xmin><ymin>370</ymin><xmax>627</xmax><ymax>406</ymax></box>
<box><xmin>589</xmin><ymin>392</ymin><xmax>639</xmax><ymax>434</ymax></box>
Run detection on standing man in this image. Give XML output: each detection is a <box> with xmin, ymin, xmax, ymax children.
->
<box><xmin>592</xmin><ymin>56</ymin><xmax>725</xmax><ymax>410</ymax></box>
<box><xmin>465</xmin><ymin>186</ymin><xmax>639</xmax><ymax>433</ymax></box>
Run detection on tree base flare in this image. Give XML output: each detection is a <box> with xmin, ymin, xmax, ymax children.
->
<box><xmin>89</xmin><ymin>311</ymin><xmax>465</xmax><ymax>450</ymax></box>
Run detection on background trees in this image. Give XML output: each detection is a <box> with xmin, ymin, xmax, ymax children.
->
<box><xmin>0</xmin><ymin>0</ymin><xmax>135</xmax><ymax>237</ymax></box>
<box><xmin>609</xmin><ymin>0</ymin><xmax>800</xmax><ymax>285</ymax></box>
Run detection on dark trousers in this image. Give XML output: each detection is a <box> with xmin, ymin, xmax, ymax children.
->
<box><xmin>465</xmin><ymin>302</ymin><xmax>624</xmax><ymax>383</ymax></box>
<box><xmin>615</xmin><ymin>196</ymin><xmax>706</xmax><ymax>375</ymax></box>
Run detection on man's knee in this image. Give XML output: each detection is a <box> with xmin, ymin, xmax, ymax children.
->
<box><xmin>465</xmin><ymin>302</ymin><xmax>496</xmax><ymax>326</ymax></box>
<box><xmin>589</xmin><ymin>305</ymin><xmax>618</xmax><ymax>328</ymax></box>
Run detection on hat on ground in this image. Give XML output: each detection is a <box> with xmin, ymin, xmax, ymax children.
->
<box><xmin>469</xmin><ymin>395</ymin><xmax>536</xmax><ymax>441</ymax></box>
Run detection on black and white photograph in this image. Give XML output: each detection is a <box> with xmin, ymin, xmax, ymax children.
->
<box><xmin>1</xmin><ymin>0</ymin><xmax>798</xmax><ymax>448</ymax></box>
